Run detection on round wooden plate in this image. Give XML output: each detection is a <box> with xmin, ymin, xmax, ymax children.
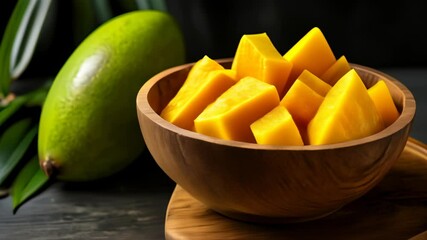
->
<box><xmin>165</xmin><ymin>138</ymin><xmax>427</xmax><ymax>240</ymax></box>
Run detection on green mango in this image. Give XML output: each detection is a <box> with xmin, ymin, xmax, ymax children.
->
<box><xmin>38</xmin><ymin>10</ymin><xmax>185</xmax><ymax>181</ymax></box>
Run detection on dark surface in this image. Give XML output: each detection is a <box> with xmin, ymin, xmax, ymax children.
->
<box><xmin>0</xmin><ymin>149</ymin><xmax>175</xmax><ymax>240</ymax></box>
<box><xmin>0</xmin><ymin>69</ymin><xmax>425</xmax><ymax>240</ymax></box>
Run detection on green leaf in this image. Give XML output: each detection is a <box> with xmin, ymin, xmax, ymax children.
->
<box><xmin>134</xmin><ymin>0</ymin><xmax>167</xmax><ymax>11</ymax></box>
<box><xmin>92</xmin><ymin>0</ymin><xmax>114</xmax><ymax>23</ymax></box>
<box><xmin>117</xmin><ymin>0</ymin><xmax>139</xmax><ymax>12</ymax></box>
<box><xmin>0</xmin><ymin>80</ymin><xmax>51</xmax><ymax>126</ymax></box>
<box><xmin>25</xmin><ymin>86</ymin><xmax>49</xmax><ymax>107</ymax></box>
<box><xmin>148</xmin><ymin>0</ymin><xmax>167</xmax><ymax>11</ymax></box>
<box><xmin>0</xmin><ymin>95</ymin><xmax>28</xmax><ymax>126</ymax></box>
<box><xmin>0</xmin><ymin>0</ymin><xmax>32</xmax><ymax>98</ymax></box>
<box><xmin>0</xmin><ymin>0</ymin><xmax>52</xmax><ymax>98</ymax></box>
<box><xmin>0</xmin><ymin>118</ymin><xmax>37</xmax><ymax>185</ymax></box>
<box><xmin>22</xmin><ymin>79</ymin><xmax>52</xmax><ymax>107</ymax></box>
<box><xmin>11</xmin><ymin>0</ymin><xmax>52</xmax><ymax>79</ymax></box>
<box><xmin>71</xmin><ymin>0</ymin><xmax>98</xmax><ymax>45</ymax></box>
<box><xmin>11</xmin><ymin>155</ymin><xmax>50</xmax><ymax>213</ymax></box>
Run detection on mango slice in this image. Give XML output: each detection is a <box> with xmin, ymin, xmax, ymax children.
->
<box><xmin>297</xmin><ymin>69</ymin><xmax>331</xmax><ymax>96</ymax></box>
<box><xmin>161</xmin><ymin>56</ymin><xmax>237</xmax><ymax>130</ymax></box>
<box><xmin>321</xmin><ymin>55</ymin><xmax>352</xmax><ymax>86</ymax></box>
<box><xmin>283</xmin><ymin>27</ymin><xmax>336</xmax><ymax>92</ymax></box>
<box><xmin>308</xmin><ymin>69</ymin><xmax>384</xmax><ymax>145</ymax></box>
<box><xmin>250</xmin><ymin>106</ymin><xmax>304</xmax><ymax>146</ymax></box>
<box><xmin>194</xmin><ymin>77</ymin><xmax>280</xmax><ymax>143</ymax></box>
<box><xmin>281</xmin><ymin>80</ymin><xmax>324</xmax><ymax>128</ymax></box>
<box><xmin>231</xmin><ymin>33</ymin><xmax>293</xmax><ymax>95</ymax></box>
<box><xmin>368</xmin><ymin>80</ymin><xmax>400</xmax><ymax>127</ymax></box>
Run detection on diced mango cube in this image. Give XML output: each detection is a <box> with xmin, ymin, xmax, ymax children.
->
<box><xmin>321</xmin><ymin>55</ymin><xmax>352</xmax><ymax>86</ymax></box>
<box><xmin>368</xmin><ymin>80</ymin><xmax>400</xmax><ymax>127</ymax></box>
<box><xmin>283</xmin><ymin>27</ymin><xmax>336</xmax><ymax>92</ymax></box>
<box><xmin>161</xmin><ymin>55</ymin><xmax>237</xmax><ymax>130</ymax></box>
<box><xmin>195</xmin><ymin>77</ymin><xmax>280</xmax><ymax>143</ymax></box>
<box><xmin>297</xmin><ymin>69</ymin><xmax>332</xmax><ymax>96</ymax></box>
<box><xmin>231</xmin><ymin>33</ymin><xmax>293</xmax><ymax>95</ymax></box>
<box><xmin>250</xmin><ymin>105</ymin><xmax>304</xmax><ymax>146</ymax></box>
<box><xmin>308</xmin><ymin>69</ymin><xmax>384</xmax><ymax>145</ymax></box>
<box><xmin>281</xmin><ymin>80</ymin><xmax>324</xmax><ymax>128</ymax></box>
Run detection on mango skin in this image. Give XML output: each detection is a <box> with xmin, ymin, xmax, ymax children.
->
<box><xmin>38</xmin><ymin>10</ymin><xmax>185</xmax><ymax>181</ymax></box>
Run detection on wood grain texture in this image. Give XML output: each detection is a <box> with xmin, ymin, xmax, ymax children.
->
<box><xmin>0</xmin><ymin>150</ymin><xmax>176</xmax><ymax>240</ymax></box>
<box><xmin>136</xmin><ymin>59</ymin><xmax>416</xmax><ymax>223</ymax></box>
<box><xmin>165</xmin><ymin>138</ymin><xmax>427</xmax><ymax>240</ymax></box>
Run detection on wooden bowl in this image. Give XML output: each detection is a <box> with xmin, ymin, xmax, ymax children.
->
<box><xmin>136</xmin><ymin>59</ymin><xmax>416</xmax><ymax>223</ymax></box>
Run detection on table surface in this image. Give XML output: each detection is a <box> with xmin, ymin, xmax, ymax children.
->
<box><xmin>0</xmin><ymin>68</ymin><xmax>426</xmax><ymax>240</ymax></box>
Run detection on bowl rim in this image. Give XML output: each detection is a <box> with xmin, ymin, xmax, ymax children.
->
<box><xmin>137</xmin><ymin>58</ymin><xmax>416</xmax><ymax>151</ymax></box>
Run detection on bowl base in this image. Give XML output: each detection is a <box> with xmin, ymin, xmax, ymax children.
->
<box><xmin>165</xmin><ymin>138</ymin><xmax>427</xmax><ymax>239</ymax></box>
<box><xmin>211</xmin><ymin>206</ymin><xmax>341</xmax><ymax>224</ymax></box>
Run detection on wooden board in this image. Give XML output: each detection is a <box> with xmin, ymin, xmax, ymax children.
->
<box><xmin>165</xmin><ymin>138</ymin><xmax>427</xmax><ymax>240</ymax></box>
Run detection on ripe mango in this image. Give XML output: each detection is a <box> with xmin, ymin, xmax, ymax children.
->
<box><xmin>368</xmin><ymin>80</ymin><xmax>400</xmax><ymax>127</ymax></box>
<box><xmin>38</xmin><ymin>10</ymin><xmax>185</xmax><ymax>181</ymax></box>
<box><xmin>231</xmin><ymin>33</ymin><xmax>292</xmax><ymax>95</ymax></box>
<box><xmin>283</xmin><ymin>27</ymin><xmax>336</xmax><ymax>92</ymax></box>
<box><xmin>297</xmin><ymin>70</ymin><xmax>332</xmax><ymax>97</ymax></box>
<box><xmin>281</xmin><ymin>79</ymin><xmax>324</xmax><ymax>128</ymax></box>
<box><xmin>321</xmin><ymin>55</ymin><xmax>352</xmax><ymax>85</ymax></box>
<box><xmin>307</xmin><ymin>69</ymin><xmax>384</xmax><ymax>145</ymax></box>
<box><xmin>250</xmin><ymin>105</ymin><xmax>304</xmax><ymax>146</ymax></box>
<box><xmin>160</xmin><ymin>55</ymin><xmax>237</xmax><ymax>131</ymax></box>
<box><xmin>194</xmin><ymin>76</ymin><xmax>280</xmax><ymax>143</ymax></box>
<box><xmin>160</xmin><ymin>29</ymin><xmax>398</xmax><ymax>147</ymax></box>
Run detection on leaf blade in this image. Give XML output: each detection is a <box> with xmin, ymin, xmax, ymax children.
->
<box><xmin>11</xmin><ymin>0</ymin><xmax>52</xmax><ymax>79</ymax></box>
<box><xmin>0</xmin><ymin>119</ymin><xmax>37</xmax><ymax>185</ymax></box>
<box><xmin>0</xmin><ymin>79</ymin><xmax>51</xmax><ymax>127</ymax></box>
<box><xmin>0</xmin><ymin>0</ymin><xmax>32</xmax><ymax>98</ymax></box>
<box><xmin>11</xmin><ymin>155</ymin><xmax>50</xmax><ymax>213</ymax></box>
<box><xmin>0</xmin><ymin>95</ymin><xmax>28</xmax><ymax>126</ymax></box>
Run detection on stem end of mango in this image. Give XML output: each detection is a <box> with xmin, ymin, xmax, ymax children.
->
<box><xmin>41</xmin><ymin>158</ymin><xmax>57</xmax><ymax>178</ymax></box>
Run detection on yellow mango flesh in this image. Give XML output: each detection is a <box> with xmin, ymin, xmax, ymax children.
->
<box><xmin>281</xmin><ymin>80</ymin><xmax>324</xmax><ymax>128</ymax></box>
<box><xmin>297</xmin><ymin>69</ymin><xmax>331</xmax><ymax>96</ymax></box>
<box><xmin>161</xmin><ymin>29</ymin><xmax>389</xmax><ymax>147</ymax></box>
<box><xmin>194</xmin><ymin>77</ymin><xmax>280</xmax><ymax>143</ymax></box>
<box><xmin>250</xmin><ymin>105</ymin><xmax>304</xmax><ymax>146</ymax></box>
<box><xmin>368</xmin><ymin>80</ymin><xmax>400</xmax><ymax>127</ymax></box>
<box><xmin>308</xmin><ymin>69</ymin><xmax>384</xmax><ymax>145</ymax></box>
<box><xmin>231</xmin><ymin>33</ymin><xmax>293</xmax><ymax>95</ymax></box>
<box><xmin>161</xmin><ymin>56</ymin><xmax>236</xmax><ymax>130</ymax></box>
<box><xmin>283</xmin><ymin>27</ymin><xmax>336</xmax><ymax>92</ymax></box>
<box><xmin>321</xmin><ymin>55</ymin><xmax>352</xmax><ymax>86</ymax></box>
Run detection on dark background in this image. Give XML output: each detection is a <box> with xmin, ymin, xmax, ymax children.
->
<box><xmin>1</xmin><ymin>0</ymin><xmax>427</xmax><ymax>81</ymax></box>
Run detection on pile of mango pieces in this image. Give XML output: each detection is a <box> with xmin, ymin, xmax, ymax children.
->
<box><xmin>160</xmin><ymin>27</ymin><xmax>399</xmax><ymax>146</ymax></box>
